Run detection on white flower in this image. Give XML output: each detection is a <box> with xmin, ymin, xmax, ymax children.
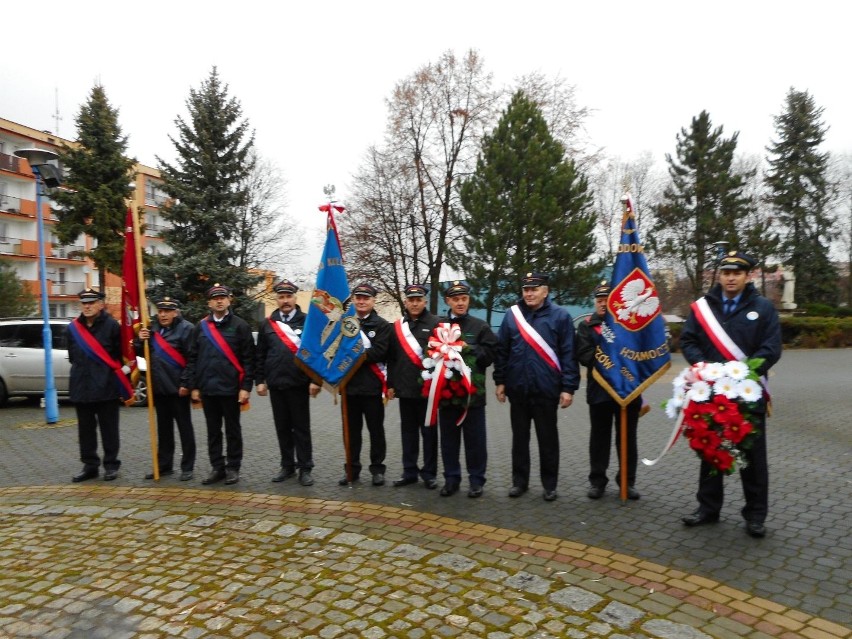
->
<box><xmin>444</xmin><ymin>368</ymin><xmax>454</xmax><ymax>380</ymax></box>
<box><xmin>724</xmin><ymin>360</ymin><xmax>749</xmax><ymax>381</ymax></box>
<box><xmin>423</xmin><ymin>358</ymin><xmax>436</xmax><ymax>369</ymax></box>
<box><xmin>673</xmin><ymin>372</ymin><xmax>688</xmax><ymax>391</ymax></box>
<box><xmin>737</xmin><ymin>379</ymin><xmax>763</xmax><ymax>402</ymax></box>
<box><xmin>421</xmin><ymin>370</ymin><xmax>432</xmax><ymax>380</ymax></box>
<box><xmin>714</xmin><ymin>376</ymin><xmax>740</xmax><ymax>399</ymax></box>
<box><xmin>671</xmin><ymin>388</ymin><xmax>686</xmax><ymax>407</ymax></box>
<box><xmin>701</xmin><ymin>362</ymin><xmax>725</xmax><ymax>381</ymax></box>
<box><xmin>687</xmin><ymin>380</ymin><xmax>712</xmax><ymax>402</ymax></box>
<box><xmin>665</xmin><ymin>401</ymin><xmax>680</xmax><ymax>419</ymax></box>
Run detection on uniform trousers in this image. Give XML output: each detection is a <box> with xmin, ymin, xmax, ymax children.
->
<box><xmin>439</xmin><ymin>404</ymin><xmax>487</xmax><ymax>489</ymax></box>
<box><xmin>509</xmin><ymin>395</ymin><xmax>560</xmax><ymax>491</ymax></box>
<box><xmin>154</xmin><ymin>394</ymin><xmax>195</xmax><ymax>473</ymax></box>
<box><xmin>697</xmin><ymin>415</ymin><xmax>769</xmax><ymax>523</ymax></box>
<box><xmin>76</xmin><ymin>400</ymin><xmax>120</xmax><ymax>472</ymax></box>
<box><xmin>269</xmin><ymin>387</ymin><xmax>313</xmax><ymax>471</ymax></box>
<box><xmin>398</xmin><ymin>397</ymin><xmax>438</xmax><ymax>481</ymax></box>
<box><xmin>201</xmin><ymin>395</ymin><xmax>243</xmax><ymax>471</ymax></box>
<box><xmin>588</xmin><ymin>398</ymin><xmax>640</xmax><ymax>488</ymax></box>
<box><xmin>343</xmin><ymin>394</ymin><xmax>386</xmax><ymax>478</ymax></box>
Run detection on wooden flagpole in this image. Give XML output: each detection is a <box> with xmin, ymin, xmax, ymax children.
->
<box><xmin>619</xmin><ymin>406</ymin><xmax>628</xmax><ymax>501</ymax></box>
<box><xmin>130</xmin><ymin>206</ymin><xmax>158</xmax><ymax>481</ymax></box>
<box><xmin>340</xmin><ymin>383</ymin><xmax>353</xmax><ymax>484</ymax></box>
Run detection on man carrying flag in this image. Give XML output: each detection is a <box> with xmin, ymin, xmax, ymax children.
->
<box><xmin>590</xmin><ymin>195</ymin><xmax>671</xmax><ymax>501</ymax></box>
<box><xmin>135</xmin><ymin>298</ymin><xmax>196</xmax><ymax>481</ymax></box>
<box><xmin>297</xmin><ymin>203</ymin><xmax>385</xmax><ymax>486</ymax></box>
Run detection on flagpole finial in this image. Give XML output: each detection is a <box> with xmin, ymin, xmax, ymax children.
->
<box><xmin>323</xmin><ymin>184</ymin><xmax>336</xmax><ymax>200</ymax></box>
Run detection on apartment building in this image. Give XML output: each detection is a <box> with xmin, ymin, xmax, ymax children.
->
<box><xmin>0</xmin><ymin>117</ymin><xmax>168</xmax><ymax>318</ymax></box>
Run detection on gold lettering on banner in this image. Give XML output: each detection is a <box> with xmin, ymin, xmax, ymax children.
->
<box><xmin>618</xmin><ymin>343</ymin><xmax>670</xmax><ymax>361</ymax></box>
<box><xmin>621</xmin><ymin>367</ymin><xmax>636</xmax><ymax>382</ymax></box>
<box><xmin>326</xmin><ymin>257</ymin><xmax>343</xmax><ymax>267</ymax></box>
<box><xmin>337</xmin><ymin>356</ymin><xmax>353</xmax><ymax>372</ymax></box>
<box><xmin>594</xmin><ymin>346</ymin><xmax>615</xmax><ymax>370</ymax></box>
<box><xmin>617</xmin><ymin>243</ymin><xmax>644</xmax><ymax>253</ymax></box>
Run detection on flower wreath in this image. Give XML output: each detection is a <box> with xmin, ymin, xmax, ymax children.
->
<box><xmin>420</xmin><ymin>322</ymin><xmax>486</xmax><ymax>426</ymax></box>
<box><xmin>663</xmin><ymin>359</ymin><xmax>765</xmax><ymax>475</ymax></box>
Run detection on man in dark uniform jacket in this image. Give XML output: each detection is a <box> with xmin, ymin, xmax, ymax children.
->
<box><xmin>136</xmin><ymin>297</ymin><xmax>196</xmax><ymax>481</ymax></box>
<box><xmin>65</xmin><ymin>288</ymin><xmax>125</xmax><ymax>482</ymax></box>
<box><xmin>575</xmin><ymin>282</ymin><xmax>642</xmax><ymax>500</ymax></box>
<box><xmin>493</xmin><ymin>272</ymin><xmax>580</xmax><ymax>502</ymax></box>
<box><xmin>680</xmin><ymin>251</ymin><xmax>781</xmax><ymax>538</ymax></box>
<box><xmin>438</xmin><ymin>281</ymin><xmax>498</xmax><ymax>498</ymax></box>
<box><xmin>256</xmin><ymin>279</ymin><xmax>320</xmax><ymax>486</ymax></box>
<box><xmin>387</xmin><ymin>283</ymin><xmax>441</xmax><ymax>489</ymax></box>
<box><xmin>339</xmin><ymin>282</ymin><xmax>391</xmax><ymax>486</ymax></box>
<box><xmin>185</xmin><ymin>284</ymin><xmax>255</xmax><ymax>486</ymax></box>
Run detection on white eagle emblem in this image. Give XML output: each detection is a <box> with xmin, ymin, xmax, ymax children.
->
<box><xmin>614</xmin><ymin>278</ymin><xmax>660</xmax><ymax>323</ymax></box>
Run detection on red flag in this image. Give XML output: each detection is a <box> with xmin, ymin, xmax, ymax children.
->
<box><xmin>121</xmin><ymin>208</ymin><xmax>140</xmax><ymax>390</ymax></box>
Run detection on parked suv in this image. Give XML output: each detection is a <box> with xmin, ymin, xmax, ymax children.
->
<box><xmin>0</xmin><ymin>317</ymin><xmax>147</xmax><ymax>406</ymax></box>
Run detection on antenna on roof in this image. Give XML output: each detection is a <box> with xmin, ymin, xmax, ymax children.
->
<box><xmin>52</xmin><ymin>88</ymin><xmax>62</xmax><ymax>136</ymax></box>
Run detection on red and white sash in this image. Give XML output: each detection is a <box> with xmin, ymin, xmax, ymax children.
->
<box><xmin>509</xmin><ymin>305</ymin><xmax>560</xmax><ymax>372</ymax></box>
<box><xmin>691</xmin><ymin>298</ymin><xmax>746</xmax><ymax>361</ymax></box>
<box><xmin>269</xmin><ymin>317</ymin><xmax>301</xmax><ymax>354</ymax></box>
<box><xmin>394</xmin><ymin>319</ymin><xmax>424</xmax><ymax>368</ymax></box>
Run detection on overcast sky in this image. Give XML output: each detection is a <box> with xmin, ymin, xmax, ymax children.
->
<box><xmin>2</xmin><ymin>0</ymin><xmax>849</xmax><ymax>273</ymax></box>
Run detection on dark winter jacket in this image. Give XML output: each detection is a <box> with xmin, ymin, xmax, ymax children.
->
<box><xmin>344</xmin><ymin>310</ymin><xmax>391</xmax><ymax>396</ymax></box>
<box><xmin>680</xmin><ymin>282</ymin><xmax>781</xmax><ymax>409</ymax></box>
<box><xmin>134</xmin><ymin>315</ymin><xmax>194</xmax><ymax>396</ymax></box>
<box><xmin>440</xmin><ymin>312</ymin><xmax>497</xmax><ymax>409</ymax></box>
<box><xmin>387</xmin><ymin>310</ymin><xmax>440</xmax><ymax>398</ymax></box>
<box><xmin>255</xmin><ymin>307</ymin><xmax>311</xmax><ymax>390</ymax></box>
<box><xmin>65</xmin><ymin>310</ymin><xmax>124</xmax><ymax>404</ymax></box>
<box><xmin>185</xmin><ymin>311</ymin><xmax>255</xmax><ymax>396</ymax></box>
<box><xmin>574</xmin><ymin>312</ymin><xmax>616</xmax><ymax>405</ymax></box>
<box><xmin>493</xmin><ymin>297</ymin><xmax>580</xmax><ymax>400</ymax></box>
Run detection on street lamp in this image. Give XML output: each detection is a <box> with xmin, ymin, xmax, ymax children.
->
<box><xmin>14</xmin><ymin>148</ymin><xmax>60</xmax><ymax>423</ymax></box>
<box><xmin>709</xmin><ymin>240</ymin><xmax>730</xmax><ymax>289</ymax></box>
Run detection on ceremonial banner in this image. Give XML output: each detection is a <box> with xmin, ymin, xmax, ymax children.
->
<box><xmin>592</xmin><ymin>195</ymin><xmax>670</xmax><ymax>406</ymax></box>
<box><xmin>296</xmin><ymin>204</ymin><xmax>365</xmax><ymax>388</ymax></box>
<box><xmin>120</xmin><ymin>209</ymin><xmax>140</xmax><ymax>390</ymax></box>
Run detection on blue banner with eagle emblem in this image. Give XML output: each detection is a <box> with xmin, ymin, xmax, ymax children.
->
<box><xmin>592</xmin><ymin>195</ymin><xmax>670</xmax><ymax>406</ymax></box>
<box><xmin>296</xmin><ymin>204</ymin><xmax>366</xmax><ymax>388</ymax></box>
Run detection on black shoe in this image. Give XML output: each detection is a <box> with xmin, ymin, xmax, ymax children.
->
<box><xmin>468</xmin><ymin>486</ymin><xmax>483</xmax><ymax>498</ymax></box>
<box><xmin>587</xmin><ymin>485</ymin><xmax>605</xmax><ymax>499</ymax></box>
<box><xmin>272</xmin><ymin>468</ymin><xmax>296</xmax><ymax>482</ymax></box>
<box><xmin>508</xmin><ymin>485</ymin><xmax>528</xmax><ymax>498</ymax></box>
<box><xmin>440</xmin><ymin>483</ymin><xmax>459</xmax><ymax>497</ymax></box>
<box><xmin>682</xmin><ymin>510</ymin><xmax>720</xmax><ymax>527</ymax></box>
<box><xmin>144</xmin><ymin>469</ymin><xmax>173</xmax><ymax>480</ymax></box>
<box><xmin>745</xmin><ymin>521</ymin><xmax>766</xmax><ymax>538</ymax></box>
<box><xmin>72</xmin><ymin>468</ymin><xmax>98</xmax><ymax>483</ymax></box>
<box><xmin>392</xmin><ymin>477</ymin><xmax>418</xmax><ymax>487</ymax></box>
<box><xmin>372</xmin><ymin>473</ymin><xmax>385</xmax><ymax>486</ymax></box>
<box><xmin>224</xmin><ymin>469</ymin><xmax>240</xmax><ymax>485</ymax></box>
<box><xmin>179</xmin><ymin>471</ymin><xmax>194</xmax><ymax>481</ymax></box>
<box><xmin>424</xmin><ymin>478</ymin><xmax>438</xmax><ymax>490</ymax></box>
<box><xmin>202</xmin><ymin>470</ymin><xmax>226</xmax><ymax>485</ymax></box>
<box><xmin>103</xmin><ymin>470</ymin><xmax>119</xmax><ymax>481</ymax></box>
<box><xmin>543</xmin><ymin>490</ymin><xmax>558</xmax><ymax>502</ymax></box>
<box><xmin>338</xmin><ymin>475</ymin><xmax>359</xmax><ymax>486</ymax></box>
<box><xmin>299</xmin><ymin>470</ymin><xmax>314</xmax><ymax>486</ymax></box>
<box><xmin>627</xmin><ymin>486</ymin><xmax>641</xmax><ymax>500</ymax></box>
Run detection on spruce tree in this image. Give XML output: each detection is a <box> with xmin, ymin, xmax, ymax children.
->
<box><xmin>452</xmin><ymin>90</ymin><xmax>600</xmax><ymax>322</ymax></box>
<box><xmin>764</xmin><ymin>88</ymin><xmax>837</xmax><ymax>305</ymax></box>
<box><xmin>152</xmin><ymin>67</ymin><xmax>259</xmax><ymax>322</ymax></box>
<box><xmin>651</xmin><ymin>111</ymin><xmax>753</xmax><ymax>298</ymax></box>
<box><xmin>53</xmin><ymin>85</ymin><xmax>136</xmax><ymax>291</ymax></box>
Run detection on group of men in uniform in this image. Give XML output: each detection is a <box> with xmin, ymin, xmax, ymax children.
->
<box><xmin>65</xmin><ymin>251</ymin><xmax>780</xmax><ymax>536</ymax></box>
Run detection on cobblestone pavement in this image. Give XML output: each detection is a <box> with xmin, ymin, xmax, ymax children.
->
<box><xmin>0</xmin><ymin>350</ymin><xmax>849</xmax><ymax>638</ymax></box>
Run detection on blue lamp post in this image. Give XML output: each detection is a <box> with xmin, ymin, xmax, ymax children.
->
<box><xmin>14</xmin><ymin>148</ymin><xmax>60</xmax><ymax>423</ymax></box>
